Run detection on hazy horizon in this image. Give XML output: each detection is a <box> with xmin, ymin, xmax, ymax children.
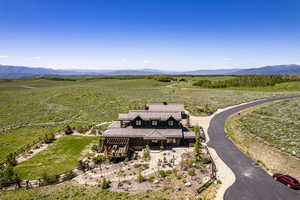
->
<box><xmin>1</xmin><ymin>0</ymin><xmax>300</xmax><ymax>70</ymax></box>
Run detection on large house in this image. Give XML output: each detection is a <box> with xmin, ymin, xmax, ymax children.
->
<box><xmin>101</xmin><ymin>103</ymin><xmax>195</xmax><ymax>158</ymax></box>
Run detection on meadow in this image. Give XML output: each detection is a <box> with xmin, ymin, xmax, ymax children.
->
<box><xmin>225</xmin><ymin>97</ymin><xmax>300</xmax><ymax>180</ymax></box>
<box><xmin>1</xmin><ymin>75</ymin><xmax>300</xmax><ymax>199</ymax></box>
<box><xmin>0</xmin><ymin>182</ymin><xmax>171</xmax><ymax>200</ymax></box>
<box><xmin>0</xmin><ymin>180</ymin><xmax>219</xmax><ymax>200</ymax></box>
<box><xmin>236</xmin><ymin>98</ymin><xmax>300</xmax><ymax>158</ymax></box>
<box><xmin>1</xmin><ymin>77</ymin><xmax>300</xmax><ymax>164</ymax></box>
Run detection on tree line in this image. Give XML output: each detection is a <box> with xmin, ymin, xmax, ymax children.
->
<box><xmin>193</xmin><ymin>75</ymin><xmax>299</xmax><ymax>88</ymax></box>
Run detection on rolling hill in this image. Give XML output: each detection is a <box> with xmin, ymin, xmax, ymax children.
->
<box><xmin>0</xmin><ymin>64</ymin><xmax>300</xmax><ymax>79</ymax></box>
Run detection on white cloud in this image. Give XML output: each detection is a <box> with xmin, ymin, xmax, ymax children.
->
<box><xmin>0</xmin><ymin>55</ymin><xmax>8</xmax><ymax>58</ymax></box>
<box><xmin>121</xmin><ymin>58</ymin><xmax>127</xmax><ymax>63</ymax></box>
<box><xmin>31</xmin><ymin>56</ymin><xmax>41</xmax><ymax>60</ymax></box>
<box><xmin>143</xmin><ymin>60</ymin><xmax>150</xmax><ymax>64</ymax></box>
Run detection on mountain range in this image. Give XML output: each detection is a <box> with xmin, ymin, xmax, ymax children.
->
<box><xmin>0</xmin><ymin>64</ymin><xmax>300</xmax><ymax>79</ymax></box>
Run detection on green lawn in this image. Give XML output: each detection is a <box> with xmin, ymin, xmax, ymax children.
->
<box><xmin>14</xmin><ymin>135</ymin><xmax>99</xmax><ymax>179</ymax></box>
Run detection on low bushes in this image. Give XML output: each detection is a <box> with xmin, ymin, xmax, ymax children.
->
<box><xmin>93</xmin><ymin>155</ymin><xmax>107</xmax><ymax>164</ymax></box>
<box><xmin>41</xmin><ymin>172</ymin><xmax>59</xmax><ymax>185</ymax></box>
<box><xmin>0</xmin><ymin>165</ymin><xmax>20</xmax><ymax>188</ymax></box>
<box><xmin>43</xmin><ymin>133</ymin><xmax>55</xmax><ymax>144</ymax></box>
<box><xmin>99</xmin><ymin>178</ymin><xmax>111</xmax><ymax>189</ymax></box>
<box><xmin>64</xmin><ymin>125</ymin><xmax>73</xmax><ymax>135</ymax></box>
<box><xmin>136</xmin><ymin>169</ymin><xmax>145</xmax><ymax>183</ymax></box>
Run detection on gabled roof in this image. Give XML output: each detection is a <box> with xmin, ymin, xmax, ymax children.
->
<box><xmin>118</xmin><ymin>110</ymin><xmax>182</xmax><ymax>121</ymax></box>
<box><xmin>143</xmin><ymin>130</ymin><xmax>167</xmax><ymax>140</ymax></box>
<box><xmin>146</xmin><ymin>103</ymin><xmax>185</xmax><ymax>112</ymax></box>
<box><xmin>103</xmin><ymin>126</ymin><xmax>183</xmax><ymax>139</ymax></box>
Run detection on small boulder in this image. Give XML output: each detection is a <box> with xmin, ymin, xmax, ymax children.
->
<box><xmin>185</xmin><ymin>182</ymin><xmax>192</xmax><ymax>187</ymax></box>
<box><xmin>153</xmin><ymin>179</ymin><xmax>160</xmax><ymax>184</ymax></box>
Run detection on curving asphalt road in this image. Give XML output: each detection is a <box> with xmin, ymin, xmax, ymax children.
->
<box><xmin>207</xmin><ymin>95</ymin><xmax>300</xmax><ymax>200</ymax></box>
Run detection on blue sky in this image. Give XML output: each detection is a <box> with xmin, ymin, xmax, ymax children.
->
<box><xmin>0</xmin><ymin>0</ymin><xmax>300</xmax><ymax>70</ymax></box>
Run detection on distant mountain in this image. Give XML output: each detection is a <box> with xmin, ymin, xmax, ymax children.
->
<box><xmin>182</xmin><ymin>69</ymin><xmax>241</xmax><ymax>75</ymax></box>
<box><xmin>0</xmin><ymin>65</ymin><xmax>89</xmax><ymax>79</ymax></box>
<box><xmin>234</xmin><ymin>64</ymin><xmax>300</xmax><ymax>75</ymax></box>
<box><xmin>1</xmin><ymin>64</ymin><xmax>300</xmax><ymax>79</ymax></box>
<box><xmin>0</xmin><ymin>65</ymin><xmax>172</xmax><ymax>78</ymax></box>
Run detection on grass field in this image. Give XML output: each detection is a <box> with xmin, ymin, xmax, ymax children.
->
<box><xmin>225</xmin><ymin>98</ymin><xmax>300</xmax><ymax>180</ymax></box>
<box><xmin>0</xmin><ymin>125</ymin><xmax>64</xmax><ymax>162</ymax></box>
<box><xmin>235</xmin><ymin>98</ymin><xmax>300</xmax><ymax>158</ymax></box>
<box><xmin>1</xmin><ymin>77</ymin><xmax>300</xmax><ymax>163</ymax></box>
<box><xmin>14</xmin><ymin>135</ymin><xmax>99</xmax><ymax>179</ymax></box>
<box><xmin>0</xmin><ymin>179</ymin><xmax>218</xmax><ymax>200</ymax></box>
<box><xmin>0</xmin><ymin>183</ymin><xmax>170</xmax><ymax>200</ymax></box>
<box><xmin>1</xmin><ymin>76</ymin><xmax>300</xmax><ymax>199</ymax></box>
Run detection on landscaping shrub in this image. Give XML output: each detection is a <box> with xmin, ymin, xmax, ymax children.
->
<box><xmin>6</xmin><ymin>153</ymin><xmax>17</xmax><ymax>167</ymax></box>
<box><xmin>143</xmin><ymin>148</ymin><xmax>151</xmax><ymax>161</ymax></box>
<box><xmin>158</xmin><ymin>170</ymin><xmax>172</xmax><ymax>178</ymax></box>
<box><xmin>194</xmin><ymin>125</ymin><xmax>202</xmax><ymax>157</ymax></box>
<box><xmin>64</xmin><ymin>125</ymin><xmax>73</xmax><ymax>135</ymax></box>
<box><xmin>147</xmin><ymin>176</ymin><xmax>155</xmax><ymax>183</ymax></box>
<box><xmin>76</xmin><ymin>126</ymin><xmax>89</xmax><ymax>134</ymax></box>
<box><xmin>0</xmin><ymin>165</ymin><xmax>19</xmax><ymax>188</ymax></box>
<box><xmin>62</xmin><ymin>171</ymin><xmax>76</xmax><ymax>181</ymax></box>
<box><xmin>200</xmin><ymin>156</ymin><xmax>211</xmax><ymax>165</ymax></box>
<box><xmin>99</xmin><ymin>178</ymin><xmax>111</xmax><ymax>189</ymax></box>
<box><xmin>43</xmin><ymin>133</ymin><xmax>55</xmax><ymax>144</ymax></box>
<box><xmin>91</xmin><ymin>144</ymin><xmax>98</xmax><ymax>152</ymax></box>
<box><xmin>204</xmin><ymin>104</ymin><xmax>213</xmax><ymax>115</ymax></box>
<box><xmin>117</xmin><ymin>181</ymin><xmax>123</xmax><ymax>187</ymax></box>
<box><xmin>133</xmin><ymin>163</ymin><xmax>141</xmax><ymax>168</ymax></box>
<box><xmin>41</xmin><ymin>172</ymin><xmax>59</xmax><ymax>185</ymax></box>
<box><xmin>136</xmin><ymin>169</ymin><xmax>145</xmax><ymax>183</ymax></box>
<box><xmin>188</xmin><ymin>169</ymin><xmax>196</xmax><ymax>176</ymax></box>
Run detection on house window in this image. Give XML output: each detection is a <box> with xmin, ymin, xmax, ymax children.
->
<box><xmin>167</xmin><ymin>138</ymin><xmax>176</xmax><ymax>143</ymax></box>
<box><xmin>168</xmin><ymin>121</ymin><xmax>174</xmax><ymax>126</ymax></box>
<box><xmin>136</xmin><ymin>120</ymin><xmax>142</xmax><ymax>126</ymax></box>
<box><xmin>152</xmin><ymin>120</ymin><xmax>158</xmax><ymax>126</ymax></box>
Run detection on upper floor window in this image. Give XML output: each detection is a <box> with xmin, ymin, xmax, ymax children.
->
<box><xmin>136</xmin><ymin>120</ymin><xmax>142</xmax><ymax>126</ymax></box>
<box><xmin>152</xmin><ymin>120</ymin><xmax>158</xmax><ymax>126</ymax></box>
<box><xmin>168</xmin><ymin>120</ymin><xmax>174</xmax><ymax>126</ymax></box>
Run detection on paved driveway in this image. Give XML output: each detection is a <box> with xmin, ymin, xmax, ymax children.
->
<box><xmin>207</xmin><ymin>95</ymin><xmax>300</xmax><ymax>200</ymax></box>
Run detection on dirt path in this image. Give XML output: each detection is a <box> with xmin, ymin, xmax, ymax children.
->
<box><xmin>16</xmin><ymin>132</ymin><xmax>64</xmax><ymax>163</ymax></box>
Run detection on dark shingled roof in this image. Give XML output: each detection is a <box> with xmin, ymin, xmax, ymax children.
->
<box><xmin>147</xmin><ymin>103</ymin><xmax>185</xmax><ymax>112</ymax></box>
<box><xmin>183</xmin><ymin>130</ymin><xmax>196</xmax><ymax>139</ymax></box>
<box><xmin>118</xmin><ymin>110</ymin><xmax>182</xmax><ymax>121</ymax></box>
<box><xmin>103</xmin><ymin>126</ymin><xmax>183</xmax><ymax>139</ymax></box>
